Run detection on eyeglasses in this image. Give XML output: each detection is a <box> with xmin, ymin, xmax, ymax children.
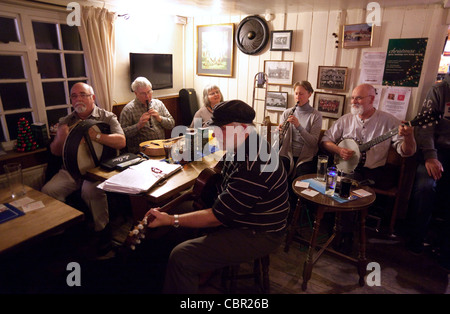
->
<box><xmin>351</xmin><ymin>95</ymin><xmax>371</xmax><ymax>102</ymax></box>
<box><xmin>208</xmin><ymin>90</ymin><xmax>220</xmax><ymax>96</ymax></box>
<box><xmin>70</xmin><ymin>93</ymin><xmax>92</xmax><ymax>99</ymax></box>
<box><xmin>138</xmin><ymin>90</ymin><xmax>153</xmax><ymax>96</ymax></box>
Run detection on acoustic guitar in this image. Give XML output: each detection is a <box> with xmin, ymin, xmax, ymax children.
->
<box><xmin>139</xmin><ymin>136</ymin><xmax>184</xmax><ymax>157</ymax></box>
<box><xmin>335</xmin><ymin>108</ymin><xmax>441</xmax><ymax>172</ymax></box>
<box><xmin>124</xmin><ymin>164</ymin><xmax>223</xmax><ymax>251</ymax></box>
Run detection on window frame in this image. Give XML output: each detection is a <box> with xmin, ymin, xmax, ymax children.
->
<box><xmin>0</xmin><ymin>3</ymin><xmax>90</xmax><ymax>151</ymax></box>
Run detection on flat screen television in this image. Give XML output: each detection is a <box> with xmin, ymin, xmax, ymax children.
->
<box><xmin>129</xmin><ymin>53</ymin><xmax>173</xmax><ymax>90</ymax></box>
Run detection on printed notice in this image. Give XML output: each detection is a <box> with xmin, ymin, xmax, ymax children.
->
<box><xmin>380</xmin><ymin>86</ymin><xmax>411</xmax><ymax>120</ymax></box>
<box><xmin>360</xmin><ymin>52</ymin><xmax>386</xmax><ymax>85</ymax></box>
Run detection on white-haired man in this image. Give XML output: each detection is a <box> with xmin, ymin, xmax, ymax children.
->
<box><xmin>120</xmin><ymin>77</ymin><xmax>175</xmax><ymax>153</ymax></box>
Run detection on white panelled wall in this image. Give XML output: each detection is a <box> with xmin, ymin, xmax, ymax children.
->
<box><xmin>181</xmin><ymin>4</ymin><xmax>448</xmax><ymax>127</ymax></box>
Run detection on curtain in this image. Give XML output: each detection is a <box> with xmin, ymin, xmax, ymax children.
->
<box><xmin>79</xmin><ymin>6</ymin><xmax>116</xmax><ymax>112</ymax></box>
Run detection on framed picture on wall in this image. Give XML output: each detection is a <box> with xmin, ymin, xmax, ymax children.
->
<box><xmin>313</xmin><ymin>92</ymin><xmax>346</xmax><ymax>119</ymax></box>
<box><xmin>196</xmin><ymin>23</ymin><xmax>234</xmax><ymax>77</ymax></box>
<box><xmin>264</xmin><ymin>60</ymin><xmax>294</xmax><ymax>85</ymax></box>
<box><xmin>270</xmin><ymin>30</ymin><xmax>293</xmax><ymax>51</ymax></box>
<box><xmin>266</xmin><ymin>91</ymin><xmax>288</xmax><ymax>111</ymax></box>
<box><xmin>317</xmin><ymin>66</ymin><xmax>348</xmax><ymax>91</ymax></box>
<box><xmin>342</xmin><ymin>23</ymin><xmax>373</xmax><ymax>48</ymax></box>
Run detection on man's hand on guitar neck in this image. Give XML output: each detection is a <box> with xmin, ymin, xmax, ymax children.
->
<box><xmin>146</xmin><ymin>207</ymin><xmax>222</xmax><ymax>229</ymax></box>
<box><xmin>144</xmin><ymin>207</ymin><xmax>170</xmax><ymax>228</ymax></box>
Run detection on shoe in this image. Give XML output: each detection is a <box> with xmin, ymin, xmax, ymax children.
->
<box><xmin>94</xmin><ymin>224</ymin><xmax>112</xmax><ymax>256</ymax></box>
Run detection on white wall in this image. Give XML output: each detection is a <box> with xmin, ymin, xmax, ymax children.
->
<box><xmin>112</xmin><ymin>13</ymin><xmax>185</xmax><ymax>104</ymax></box>
<box><xmin>112</xmin><ymin>4</ymin><xmax>448</xmax><ymax>126</ymax></box>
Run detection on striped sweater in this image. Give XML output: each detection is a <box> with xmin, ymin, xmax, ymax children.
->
<box><xmin>212</xmin><ymin>133</ymin><xmax>289</xmax><ymax>233</ymax></box>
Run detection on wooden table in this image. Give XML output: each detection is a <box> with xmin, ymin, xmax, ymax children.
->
<box><xmin>285</xmin><ymin>174</ymin><xmax>376</xmax><ymax>291</ymax></box>
<box><xmin>0</xmin><ymin>185</ymin><xmax>84</xmax><ymax>256</ymax></box>
<box><xmin>86</xmin><ymin>151</ymin><xmax>224</xmax><ymax>220</ymax></box>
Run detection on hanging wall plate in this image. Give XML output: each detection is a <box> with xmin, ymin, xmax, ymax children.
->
<box><xmin>235</xmin><ymin>15</ymin><xmax>269</xmax><ymax>55</ymax></box>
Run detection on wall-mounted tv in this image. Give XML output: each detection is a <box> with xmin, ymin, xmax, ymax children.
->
<box><xmin>129</xmin><ymin>53</ymin><xmax>173</xmax><ymax>90</ymax></box>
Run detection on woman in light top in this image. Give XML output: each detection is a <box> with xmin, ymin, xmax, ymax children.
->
<box><xmin>189</xmin><ymin>84</ymin><xmax>224</xmax><ymax>127</ymax></box>
<box><xmin>278</xmin><ymin>80</ymin><xmax>323</xmax><ymax>178</ymax></box>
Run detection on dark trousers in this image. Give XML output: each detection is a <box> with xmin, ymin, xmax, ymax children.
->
<box><xmin>162</xmin><ymin>228</ymin><xmax>285</xmax><ymax>294</ymax></box>
<box><xmin>408</xmin><ymin>150</ymin><xmax>450</xmax><ymax>255</ymax></box>
<box><xmin>340</xmin><ymin>165</ymin><xmax>397</xmax><ymax>233</ymax></box>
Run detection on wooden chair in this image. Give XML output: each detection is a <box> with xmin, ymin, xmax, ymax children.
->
<box><xmin>221</xmin><ymin>255</ymin><xmax>270</xmax><ymax>294</ymax></box>
<box><xmin>371</xmin><ymin>146</ymin><xmax>417</xmax><ymax>236</ymax></box>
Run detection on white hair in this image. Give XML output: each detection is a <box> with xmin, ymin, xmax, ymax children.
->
<box><xmin>131</xmin><ymin>77</ymin><xmax>152</xmax><ymax>92</ymax></box>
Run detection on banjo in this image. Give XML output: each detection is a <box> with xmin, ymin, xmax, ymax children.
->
<box><xmin>335</xmin><ymin>108</ymin><xmax>441</xmax><ymax>172</ymax></box>
<box><xmin>63</xmin><ymin>119</ymin><xmax>118</xmax><ymax>180</ymax></box>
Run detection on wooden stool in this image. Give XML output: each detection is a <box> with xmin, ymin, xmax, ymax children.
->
<box><xmin>286</xmin><ymin>174</ymin><xmax>376</xmax><ymax>291</ymax></box>
<box><xmin>221</xmin><ymin>255</ymin><xmax>270</xmax><ymax>293</ymax></box>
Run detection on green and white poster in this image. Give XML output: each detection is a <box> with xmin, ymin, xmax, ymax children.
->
<box><xmin>382</xmin><ymin>38</ymin><xmax>428</xmax><ymax>87</ymax></box>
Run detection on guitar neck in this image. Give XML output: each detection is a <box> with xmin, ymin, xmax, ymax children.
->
<box><xmin>359</xmin><ymin>128</ymin><xmax>399</xmax><ymax>152</ymax></box>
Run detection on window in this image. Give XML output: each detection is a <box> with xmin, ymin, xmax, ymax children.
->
<box><xmin>0</xmin><ymin>3</ymin><xmax>90</xmax><ymax>150</ymax></box>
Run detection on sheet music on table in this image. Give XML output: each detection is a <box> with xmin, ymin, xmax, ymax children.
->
<box><xmin>97</xmin><ymin>159</ymin><xmax>182</xmax><ymax>194</ymax></box>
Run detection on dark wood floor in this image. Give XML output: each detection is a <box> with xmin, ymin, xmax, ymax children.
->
<box><xmin>1</xmin><ymin>199</ymin><xmax>449</xmax><ymax>295</ymax></box>
<box><xmin>197</xmin><ymin>219</ymin><xmax>450</xmax><ymax>294</ymax></box>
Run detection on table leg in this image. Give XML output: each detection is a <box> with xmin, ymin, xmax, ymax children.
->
<box><xmin>302</xmin><ymin>208</ymin><xmax>324</xmax><ymax>291</ymax></box>
<box><xmin>284</xmin><ymin>197</ymin><xmax>302</xmax><ymax>253</ymax></box>
<box><xmin>128</xmin><ymin>194</ymin><xmax>149</xmax><ymax>221</ymax></box>
<box><xmin>357</xmin><ymin>208</ymin><xmax>368</xmax><ymax>286</ymax></box>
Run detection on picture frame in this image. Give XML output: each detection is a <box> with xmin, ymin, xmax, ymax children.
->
<box><xmin>196</xmin><ymin>23</ymin><xmax>234</xmax><ymax>77</ymax></box>
<box><xmin>342</xmin><ymin>23</ymin><xmax>373</xmax><ymax>49</ymax></box>
<box><xmin>317</xmin><ymin>66</ymin><xmax>348</xmax><ymax>91</ymax></box>
<box><xmin>270</xmin><ymin>30</ymin><xmax>293</xmax><ymax>51</ymax></box>
<box><xmin>266</xmin><ymin>91</ymin><xmax>288</xmax><ymax>112</ymax></box>
<box><xmin>264</xmin><ymin>60</ymin><xmax>294</xmax><ymax>86</ymax></box>
<box><xmin>313</xmin><ymin>92</ymin><xmax>346</xmax><ymax>119</ymax></box>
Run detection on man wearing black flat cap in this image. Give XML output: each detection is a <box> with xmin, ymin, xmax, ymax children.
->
<box><xmin>146</xmin><ymin>99</ymin><xmax>290</xmax><ymax>294</ymax></box>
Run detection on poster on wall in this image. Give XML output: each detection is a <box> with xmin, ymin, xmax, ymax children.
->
<box><xmin>380</xmin><ymin>86</ymin><xmax>411</xmax><ymax>120</ymax></box>
<box><xmin>382</xmin><ymin>38</ymin><xmax>428</xmax><ymax>87</ymax></box>
<box><xmin>359</xmin><ymin>52</ymin><xmax>386</xmax><ymax>85</ymax></box>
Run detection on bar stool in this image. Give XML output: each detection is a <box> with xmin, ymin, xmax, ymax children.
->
<box><xmin>286</xmin><ymin>174</ymin><xmax>376</xmax><ymax>291</ymax></box>
<box><xmin>221</xmin><ymin>255</ymin><xmax>270</xmax><ymax>293</ymax></box>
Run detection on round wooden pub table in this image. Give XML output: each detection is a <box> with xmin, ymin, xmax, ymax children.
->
<box><xmin>285</xmin><ymin>174</ymin><xmax>376</xmax><ymax>291</ymax></box>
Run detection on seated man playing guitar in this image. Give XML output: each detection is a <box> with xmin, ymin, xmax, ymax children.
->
<box><xmin>320</xmin><ymin>83</ymin><xmax>416</xmax><ymax>253</ymax></box>
<box><xmin>42</xmin><ymin>82</ymin><xmax>126</xmax><ymax>254</ymax></box>
<box><xmin>145</xmin><ymin>100</ymin><xmax>290</xmax><ymax>294</ymax></box>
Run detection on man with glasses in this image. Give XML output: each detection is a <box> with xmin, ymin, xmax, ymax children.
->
<box><xmin>42</xmin><ymin>82</ymin><xmax>126</xmax><ymax>256</ymax></box>
<box><xmin>320</xmin><ymin>83</ymin><xmax>416</xmax><ymax>253</ymax></box>
<box><xmin>120</xmin><ymin>77</ymin><xmax>175</xmax><ymax>153</ymax></box>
